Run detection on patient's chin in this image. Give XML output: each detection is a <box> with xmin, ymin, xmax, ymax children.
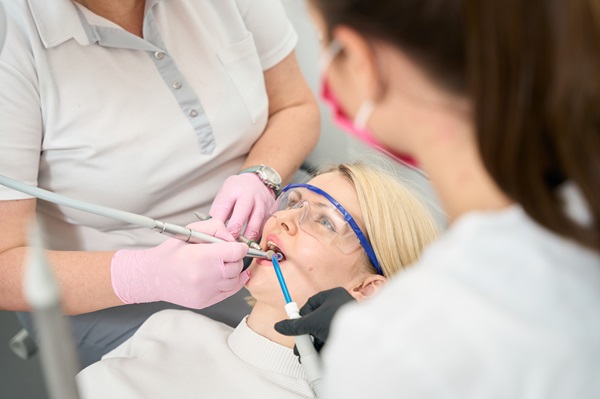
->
<box><xmin>243</xmin><ymin>266</ymin><xmax>270</xmax><ymax>292</ymax></box>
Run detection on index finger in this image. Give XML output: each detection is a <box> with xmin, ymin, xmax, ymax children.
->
<box><xmin>226</xmin><ymin>196</ymin><xmax>255</xmax><ymax>237</ymax></box>
<box><xmin>209</xmin><ymin>196</ymin><xmax>235</xmax><ymax>225</ymax></box>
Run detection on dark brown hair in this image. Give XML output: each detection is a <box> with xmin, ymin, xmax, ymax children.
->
<box><xmin>312</xmin><ymin>1</ymin><xmax>466</xmax><ymax>94</ymax></box>
<box><xmin>467</xmin><ymin>0</ymin><xmax>600</xmax><ymax>250</ymax></box>
<box><xmin>311</xmin><ymin>0</ymin><xmax>600</xmax><ymax>251</ymax></box>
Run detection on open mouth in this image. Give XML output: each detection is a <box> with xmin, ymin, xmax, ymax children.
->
<box><xmin>266</xmin><ymin>241</ymin><xmax>286</xmax><ymax>261</ymax></box>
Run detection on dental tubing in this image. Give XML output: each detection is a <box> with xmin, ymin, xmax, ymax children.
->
<box><xmin>271</xmin><ymin>256</ymin><xmax>324</xmax><ymax>398</ymax></box>
<box><xmin>0</xmin><ymin>174</ymin><xmax>271</xmax><ymax>259</ymax></box>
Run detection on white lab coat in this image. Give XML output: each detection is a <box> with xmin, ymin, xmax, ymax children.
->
<box><xmin>324</xmin><ymin>201</ymin><xmax>600</xmax><ymax>398</ymax></box>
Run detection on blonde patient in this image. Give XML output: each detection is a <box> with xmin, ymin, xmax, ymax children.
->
<box><xmin>77</xmin><ymin>162</ymin><xmax>440</xmax><ymax>399</ymax></box>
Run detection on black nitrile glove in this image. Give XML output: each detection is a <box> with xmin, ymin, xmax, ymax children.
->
<box><xmin>274</xmin><ymin>287</ymin><xmax>355</xmax><ymax>355</ymax></box>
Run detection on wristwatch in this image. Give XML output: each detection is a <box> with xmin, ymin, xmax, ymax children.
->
<box><xmin>238</xmin><ymin>164</ymin><xmax>282</xmax><ymax>195</ymax></box>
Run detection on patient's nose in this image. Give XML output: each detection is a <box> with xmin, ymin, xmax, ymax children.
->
<box><xmin>274</xmin><ymin>204</ymin><xmax>305</xmax><ymax>235</ymax></box>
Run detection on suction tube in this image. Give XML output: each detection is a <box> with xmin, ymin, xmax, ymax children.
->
<box><xmin>271</xmin><ymin>255</ymin><xmax>323</xmax><ymax>398</ymax></box>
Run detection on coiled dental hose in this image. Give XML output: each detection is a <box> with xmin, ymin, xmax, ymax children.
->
<box><xmin>271</xmin><ymin>255</ymin><xmax>323</xmax><ymax>398</ymax></box>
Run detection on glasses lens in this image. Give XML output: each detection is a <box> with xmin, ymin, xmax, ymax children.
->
<box><xmin>272</xmin><ymin>188</ymin><xmax>361</xmax><ymax>254</ymax></box>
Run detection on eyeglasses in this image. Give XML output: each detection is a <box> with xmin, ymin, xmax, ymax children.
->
<box><xmin>270</xmin><ymin>183</ymin><xmax>383</xmax><ymax>275</ymax></box>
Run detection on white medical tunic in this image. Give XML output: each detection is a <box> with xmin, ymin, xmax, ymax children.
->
<box><xmin>77</xmin><ymin>310</ymin><xmax>314</xmax><ymax>399</ymax></box>
<box><xmin>324</xmin><ymin>205</ymin><xmax>600</xmax><ymax>398</ymax></box>
<box><xmin>0</xmin><ymin>0</ymin><xmax>297</xmax><ymax>251</ymax></box>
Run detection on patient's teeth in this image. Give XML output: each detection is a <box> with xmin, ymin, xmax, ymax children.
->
<box><xmin>266</xmin><ymin>241</ymin><xmax>285</xmax><ymax>261</ymax></box>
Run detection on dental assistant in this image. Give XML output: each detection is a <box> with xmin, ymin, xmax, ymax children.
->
<box><xmin>0</xmin><ymin>0</ymin><xmax>319</xmax><ymax>367</ymax></box>
<box><xmin>275</xmin><ymin>1</ymin><xmax>600</xmax><ymax>397</ymax></box>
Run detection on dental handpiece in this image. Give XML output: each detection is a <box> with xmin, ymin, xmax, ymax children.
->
<box><xmin>153</xmin><ymin>220</ymin><xmax>272</xmax><ymax>259</ymax></box>
<box><xmin>194</xmin><ymin>212</ymin><xmax>262</xmax><ymax>251</ymax></box>
<box><xmin>0</xmin><ymin>174</ymin><xmax>273</xmax><ymax>260</ymax></box>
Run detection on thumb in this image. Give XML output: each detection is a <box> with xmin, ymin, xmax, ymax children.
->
<box><xmin>215</xmin><ymin>270</ymin><xmax>251</xmax><ymax>292</ymax></box>
<box><xmin>206</xmin><ymin>241</ymin><xmax>248</xmax><ymax>266</ymax></box>
<box><xmin>274</xmin><ymin>317</ymin><xmax>306</xmax><ymax>337</ymax></box>
<box><xmin>221</xmin><ymin>242</ymin><xmax>250</xmax><ymax>263</ymax></box>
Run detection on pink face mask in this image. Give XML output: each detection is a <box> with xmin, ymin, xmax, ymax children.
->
<box><xmin>319</xmin><ymin>41</ymin><xmax>418</xmax><ymax>168</ymax></box>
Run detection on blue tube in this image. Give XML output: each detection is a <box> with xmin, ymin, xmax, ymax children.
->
<box><xmin>271</xmin><ymin>255</ymin><xmax>292</xmax><ymax>304</ymax></box>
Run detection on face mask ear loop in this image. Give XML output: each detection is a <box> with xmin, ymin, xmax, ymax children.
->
<box><xmin>319</xmin><ymin>40</ymin><xmax>343</xmax><ymax>72</ymax></box>
<box><xmin>353</xmin><ymin>99</ymin><xmax>375</xmax><ymax>130</ymax></box>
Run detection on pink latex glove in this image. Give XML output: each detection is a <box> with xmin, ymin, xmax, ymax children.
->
<box><xmin>111</xmin><ymin>220</ymin><xmax>251</xmax><ymax>309</ymax></box>
<box><xmin>209</xmin><ymin>173</ymin><xmax>276</xmax><ymax>240</ymax></box>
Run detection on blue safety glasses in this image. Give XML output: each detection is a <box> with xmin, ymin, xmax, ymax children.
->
<box><xmin>271</xmin><ymin>183</ymin><xmax>383</xmax><ymax>276</ymax></box>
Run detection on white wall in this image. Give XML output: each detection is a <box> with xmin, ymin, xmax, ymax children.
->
<box><xmin>281</xmin><ymin>0</ymin><xmax>447</xmax><ymax>228</ymax></box>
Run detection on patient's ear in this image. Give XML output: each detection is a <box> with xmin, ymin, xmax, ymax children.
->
<box><xmin>349</xmin><ymin>275</ymin><xmax>386</xmax><ymax>301</ymax></box>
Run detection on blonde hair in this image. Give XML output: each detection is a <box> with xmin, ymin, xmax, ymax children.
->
<box><xmin>318</xmin><ymin>161</ymin><xmax>440</xmax><ymax>277</ymax></box>
<box><xmin>246</xmin><ymin>161</ymin><xmax>441</xmax><ymax>306</ymax></box>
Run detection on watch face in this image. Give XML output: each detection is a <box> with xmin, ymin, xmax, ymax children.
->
<box><xmin>261</xmin><ymin>166</ymin><xmax>282</xmax><ymax>185</ymax></box>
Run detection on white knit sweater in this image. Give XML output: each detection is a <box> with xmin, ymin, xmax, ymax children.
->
<box><xmin>77</xmin><ymin>310</ymin><xmax>314</xmax><ymax>399</ymax></box>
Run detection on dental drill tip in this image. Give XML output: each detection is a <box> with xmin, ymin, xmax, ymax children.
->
<box><xmin>248</xmin><ymin>241</ymin><xmax>262</xmax><ymax>251</ymax></box>
<box><xmin>237</xmin><ymin>235</ymin><xmax>261</xmax><ymax>250</ymax></box>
